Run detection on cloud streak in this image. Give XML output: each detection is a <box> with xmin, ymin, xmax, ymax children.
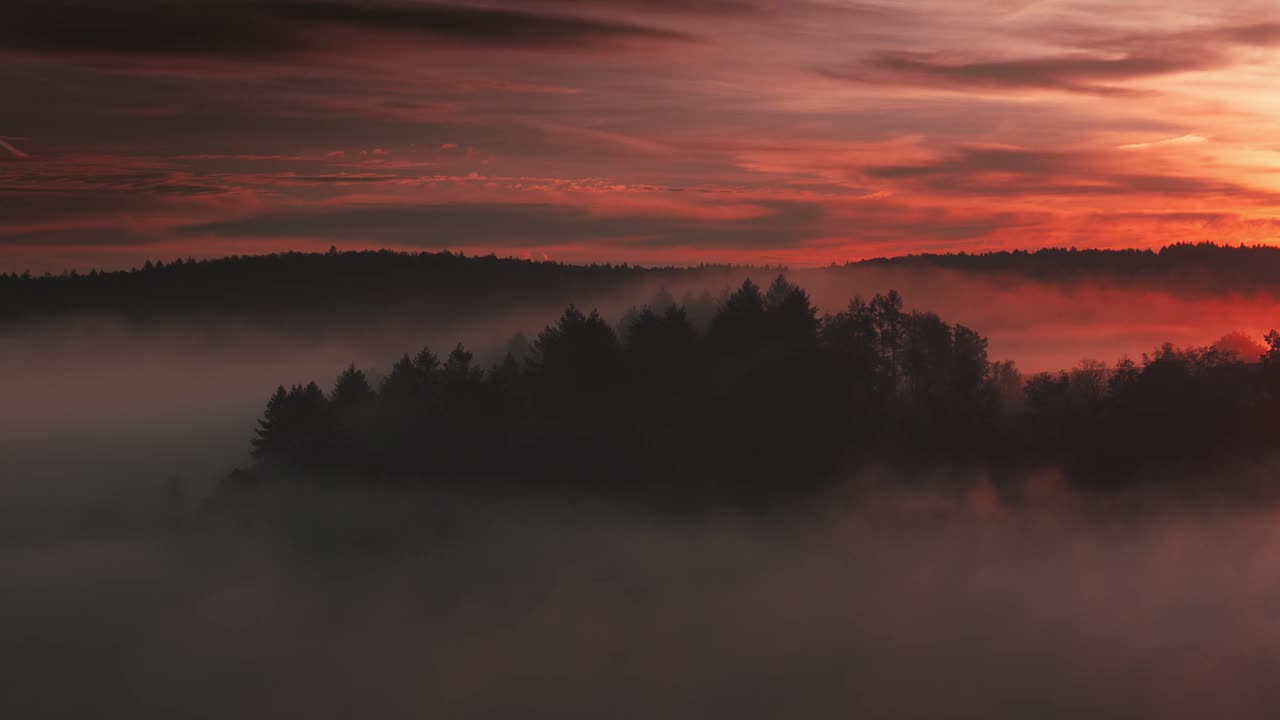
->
<box><xmin>0</xmin><ymin>0</ymin><xmax>696</xmax><ymax>62</ymax></box>
<box><xmin>177</xmin><ymin>200</ymin><xmax>824</xmax><ymax>249</ymax></box>
<box><xmin>835</xmin><ymin>52</ymin><xmax>1187</xmax><ymax>96</ymax></box>
<box><xmin>863</xmin><ymin>147</ymin><xmax>1280</xmax><ymax>203</ymax></box>
<box><xmin>1117</xmin><ymin>134</ymin><xmax>1208</xmax><ymax>150</ymax></box>
<box><xmin>0</xmin><ymin>138</ymin><xmax>29</xmax><ymax>160</ymax></box>
<box><xmin>825</xmin><ymin>17</ymin><xmax>1280</xmax><ymax>95</ymax></box>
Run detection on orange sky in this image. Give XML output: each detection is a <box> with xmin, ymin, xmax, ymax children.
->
<box><xmin>3</xmin><ymin>0</ymin><xmax>1280</xmax><ymax>272</ymax></box>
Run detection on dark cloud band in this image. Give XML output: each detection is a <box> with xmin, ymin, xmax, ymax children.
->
<box><xmin>0</xmin><ymin>1</ymin><xmax>696</xmax><ymax>61</ymax></box>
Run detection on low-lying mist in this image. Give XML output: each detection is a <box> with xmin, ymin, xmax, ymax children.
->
<box><xmin>7</xmin><ymin>263</ymin><xmax>1280</xmax><ymax>505</ymax></box>
<box><xmin>9</xmin><ymin>259</ymin><xmax>1280</xmax><ymax>716</ymax></box>
<box><xmin>4</xmin><ymin>486</ymin><xmax>1280</xmax><ymax>719</ymax></box>
<box><xmin>0</xmin><ymin>307</ymin><xmax>558</xmax><ymax>503</ymax></box>
<box><xmin>792</xmin><ymin>265</ymin><xmax>1280</xmax><ymax>372</ymax></box>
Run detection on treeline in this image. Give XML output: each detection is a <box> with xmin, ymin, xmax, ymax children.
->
<box><xmin>9</xmin><ymin>242</ymin><xmax>1280</xmax><ymax>328</ymax></box>
<box><xmin>239</xmin><ymin>276</ymin><xmax>999</xmax><ymax>499</ymax></box>
<box><xmin>0</xmin><ymin>248</ymin><xmax>708</xmax><ymax>327</ymax></box>
<box><xmin>857</xmin><ymin>242</ymin><xmax>1280</xmax><ymax>295</ymax></box>
<box><xmin>236</xmin><ymin>275</ymin><xmax>1280</xmax><ymax>502</ymax></box>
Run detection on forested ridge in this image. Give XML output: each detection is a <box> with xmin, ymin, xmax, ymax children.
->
<box><xmin>8</xmin><ymin>242</ymin><xmax>1280</xmax><ymax>326</ymax></box>
<box><xmin>858</xmin><ymin>242</ymin><xmax>1280</xmax><ymax>293</ymax></box>
<box><xmin>0</xmin><ymin>249</ymin><xmax>702</xmax><ymax>326</ymax></box>
<box><xmin>234</xmin><ymin>274</ymin><xmax>1280</xmax><ymax>504</ymax></box>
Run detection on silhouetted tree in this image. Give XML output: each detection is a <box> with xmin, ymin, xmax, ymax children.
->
<box><xmin>708</xmin><ymin>279</ymin><xmax>767</xmax><ymax>354</ymax></box>
<box><xmin>330</xmin><ymin>365</ymin><xmax>376</xmax><ymax>464</ymax></box>
<box><xmin>950</xmin><ymin>325</ymin><xmax>989</xmax><ymax>400</ymax></box>
<box><xmin>332</xmin><ymin>364</ymin><xmax>375</xmax><ymax>413</ymax></box>
<box><xmin>251</xmin><ymin>385</ymin><xmax>291</xmax><ymax>461</ymax></box>
<box><xmin>623</xmin><ymin>304</ymin><xmax>700</xmax><ymax>399</ymax></box>
<box><xmin>531</xmin><ymin>305</ymin><xmax>621</xmax><ymax>417</ymax></box>
<box><xmin>375</xmin><ymin>348</ymin><xmax>444</xmax><ymax>467</ymax></box>
<box><xmin>870</xmin><ymin>290</ymin><xmax>906</xmax><ymax>386</ymax></box>
<box><xmin>764</xmin><ymin>274</ymin><xmax>819</xmax><ymax>348</ymax></box>
<box><xmin>251</xmin><ymin>382</ymin><xmax>331</xmax><ymax>469</ymax></box>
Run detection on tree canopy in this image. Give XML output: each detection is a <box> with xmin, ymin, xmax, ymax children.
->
<box><xmin>237</xmin><ymin>274</ymin><xmax>1280</xmax><ymax>504</ymax></box>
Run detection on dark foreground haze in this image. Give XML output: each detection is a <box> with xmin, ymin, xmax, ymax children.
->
<box><xmin>5</xmin><ymin>489</ymin><xmax>1280</xmax><ymax>719</ymax></box>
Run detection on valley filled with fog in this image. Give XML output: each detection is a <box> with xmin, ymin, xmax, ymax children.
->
<box><xmin>7</xmin><ymin>258</ymin><xmax>1280</xmax><ymax>718</ymax></box>
<box><xmin>7</xmin><ymin>261</ymin><xmax>1280</xmax><ymax>501</ymax></box>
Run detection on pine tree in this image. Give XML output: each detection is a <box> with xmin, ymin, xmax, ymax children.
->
<box><xmin>764</xmin><ymin>274</ymin><xmax>819</xmax><ymax>346</ymax></box>
<box><xmin>708</xmin><ymin>278</ymin><xmax>766</xmax><ymax>352</ymax></box>
<box><xmin>445</xmin><ymin>343</ymin><xmax>480</xmax><ymax>382</ymax></box>
<box><xmin>331</xmin><ymin>364</ymin><xmax>374</xmax><ymax>414</ymax></box>
<box><xmin>251</xmin><ymin>385</ymin><xmax>290</xmax><ymax>460</ymax></box>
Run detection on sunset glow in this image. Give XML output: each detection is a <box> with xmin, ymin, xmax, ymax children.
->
<box><xmin>4</xmin><ymin>0</ymin><xmax>1280</xmax><ymax>272</ymax></box>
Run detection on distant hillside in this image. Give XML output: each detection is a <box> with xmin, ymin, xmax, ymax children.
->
<box><xmin>5</xmin><ymin>242</ymin><xmax>1280</xmax><ymax>327</ymax></box>
<box><xmin>852</xmin><ymin>243</ymin><xmax>1280</xmax><ymax>294</ymax></box>
<box><xmin>0</xmin><ymin>250</ymin><xmax>723</xmax><ymax>328</ymax></box>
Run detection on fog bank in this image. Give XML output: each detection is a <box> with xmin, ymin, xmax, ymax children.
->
<box><xmin>4</xmin><ymin>492</ymin><xmax>1280</xmax><ymax>718</ymax></box>
<box><xmin>8</xmin><ymin>264</ymin><xmax>1280</xmax><ymax>503</ymax></box>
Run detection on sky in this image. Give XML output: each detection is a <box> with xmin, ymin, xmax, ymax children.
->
<box><xmin>3</xmin><ymin>0</ymin><xmax>1280</xmax><ymax>273</ymax></box>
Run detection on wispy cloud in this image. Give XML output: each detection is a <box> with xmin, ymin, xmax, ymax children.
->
<box><xmin>0</xmin><ymin>137</ymin><xmax>29</xmax><ymax>159</ymax></box>
<box><xmin>1117</xmin><ymin>135</ymin><xmax>1208</xmax><ymax>151</ymax></box>
<box><xmin>0</xmin><ymin>0</ymin><xmax>697</xmax><ymax>64</ymax></box>
<box><xmin>831</xmin><ymin>52</ymin><xmax>1186</xmax><ymax>96</ymax></box>
<box><xmin>824</xmin><ymin>17</ymin><xmax>1280</xmax><ymax>97</ymax></box>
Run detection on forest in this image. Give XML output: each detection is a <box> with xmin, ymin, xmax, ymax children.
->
<box><xmin>8</xmin><ymin>242</ymin><xmax>1280</xmax><ymax>327</ymax></box>
<box><xmin>0</xmin><ymin>248</ymin><xmax>692</xmax><ymax>327</ymax></box>
<box><xmin>234</xmin><ymin>274</ymin><xmax>1280</xmax><ymax>504</ymax></box>
<box><xmin>858</xmin><ymin>242</ymin><xmax>1280</xmax><ymax>292</ymax></box>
